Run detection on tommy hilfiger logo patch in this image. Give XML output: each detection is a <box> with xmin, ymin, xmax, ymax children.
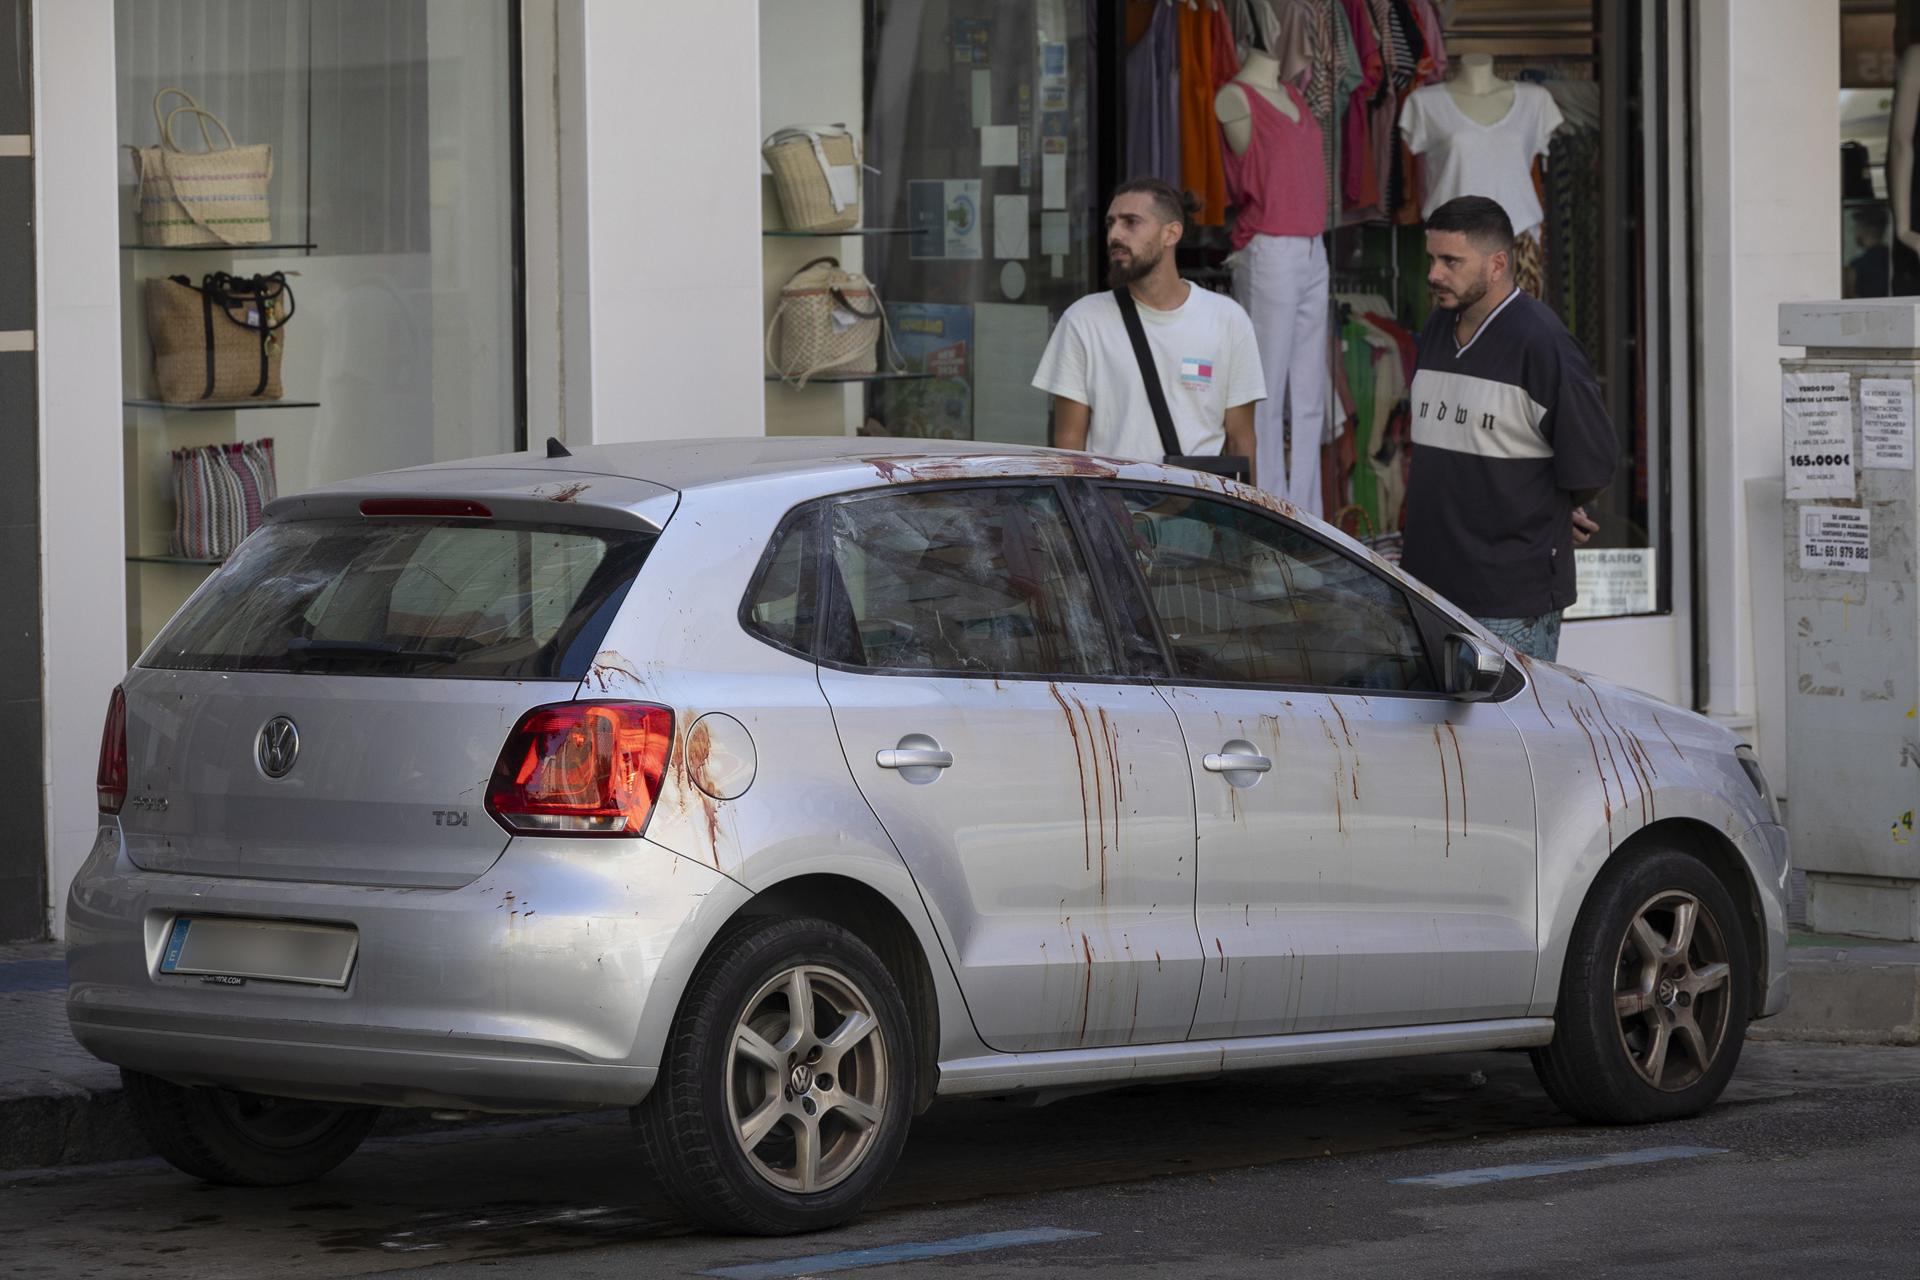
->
<box><xmin>1179</xmin><ymin>356</ymin><xmax>1214</xmax><ymax>387</ymax></box>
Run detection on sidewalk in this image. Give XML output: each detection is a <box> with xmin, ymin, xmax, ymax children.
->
<box><xmin>4</xmin><ymin>929</ymin><xmax>1918</xmax><ymax>1173</ymax></box>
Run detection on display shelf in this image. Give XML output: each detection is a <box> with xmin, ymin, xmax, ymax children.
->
<box><xmin>762</xmin><ymin>228</ymin><xmax>915</xmax><ymax>237</ymax></box>
<box><xmin>124</xmin><ymin>399</ymin><xmax>320</xmax><ymax>412</ymax></box>
<box><xmin>126</xmin><ymin>554</ymin><xmax>223</xmax><ymax>567</ymax></box>
<box><xmin>121</xmin><ymin>242</ymin><xmax>317</xmax><ymax>252</ymax></box>
<box><xmin>765</xmin><ymin>371</ymin><xmax>930</xmax><ymax>384</ymax></box>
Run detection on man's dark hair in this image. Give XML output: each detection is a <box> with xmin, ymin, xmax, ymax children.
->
<box><xmin>1425</xmin><ymin>195</ymin><xmax>1515</xmax><ymax>255</ymax></box>
<box><xmin>1111</xmin><ymin>178</ymin><xmax>1200</xmax><ymax>234</ymax></box>
<box><xmin>1857</xmin><ymin>204</ymin><xmax>1890</xmax><ymax>237</ymax></box>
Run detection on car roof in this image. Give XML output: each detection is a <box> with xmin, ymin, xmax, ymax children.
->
<box><xmin>386</xmin><ymin>436</ymin><xmax>1118</xmax><ymax>492</ymax></box>
<box><xmin>280</xmin><ymin>435</ymin><xmax>1471</xmax><ymax>627</ymax></box>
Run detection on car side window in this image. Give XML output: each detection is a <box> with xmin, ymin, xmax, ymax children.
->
<box><xmin>823</xmin><ymin>486</ymin><xmax>1115</xmax><ymax>677</ymax></box>
<box><xmin>742</xmin><ymin>506</ymin><xmax>821</xmax><ymax>655</ymax></box>
<box><xmin>1101</xmin><ymin>487</ymin><xmax>1434</xmax><ymax>692</ymax></box>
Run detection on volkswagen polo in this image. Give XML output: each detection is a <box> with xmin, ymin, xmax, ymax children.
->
<box><xmin>66</xmin><ymin>437</ymin><xmax>1789</xmax><ymax>1235</ymax></box>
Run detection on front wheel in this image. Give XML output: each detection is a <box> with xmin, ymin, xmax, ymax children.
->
<box><xmin>633</xmin><ymin>916</ymin><xmax>915</xmax><ymax>1235</ymax></box>
<box><xmin>1532</xmin><ymin>847</ymin><xmax>1751</xmax><ymax>1124</ymax></box>
<box><xmin>121</xmin><ymin>1070</ymin><xmax>379</xmax><ymax>1185</ymax></box>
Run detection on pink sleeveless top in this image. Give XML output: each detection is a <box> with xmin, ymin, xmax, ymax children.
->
<box><xmin>1221</xmin><ymin>82</ymin><xmax>1326</xmax><ymax>248</ymax></box>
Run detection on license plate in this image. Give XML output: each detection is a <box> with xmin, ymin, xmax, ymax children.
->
<box><xmin>159</xmin><ymin>917</ymin><xmax>358</xmax><ymax>987</ymax></box>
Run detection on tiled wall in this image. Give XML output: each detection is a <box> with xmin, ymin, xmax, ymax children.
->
<box><xmin>0</xmin><ymin>0</ymin><xmax>46</xmax><ymax>940</ymax></box>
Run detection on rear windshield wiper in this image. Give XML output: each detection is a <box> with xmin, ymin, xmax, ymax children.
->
<box><xmin>284</xmin><ymin>637</ymin><xmax>460</xmax><ymax>665</ymax></box>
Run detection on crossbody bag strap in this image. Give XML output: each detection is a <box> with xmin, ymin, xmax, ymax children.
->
<box><xmin>1112</xmin><ymin>287</ymin><xmax>1184</xmax><ymax>460</ymax></box>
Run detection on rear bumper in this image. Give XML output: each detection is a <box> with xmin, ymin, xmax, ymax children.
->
<box><xmin>65</xmin><ymin>824</ymin><xmax>751</xmax><ymax>1113</ymax></box>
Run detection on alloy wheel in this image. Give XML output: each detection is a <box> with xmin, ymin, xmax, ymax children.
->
<box><xmin>724</xmin><ymin>963</ymin><xmax>888</xmax><ymax>1194</ymax></box>
<box><xmin>1610</xmin><ymin>889</ymin><xmax>1734</xmax><ymax>1091</ymax></box>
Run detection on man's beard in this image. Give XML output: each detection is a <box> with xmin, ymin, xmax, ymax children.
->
<box><xmin>1107</xmin><ymin>242</ymin><xmax>1162</xmax><ymax>289</ymax></box>
<box><xmin>1432</xmin><ymin>269</ymin><xmax>1490</xmax><ymax>313</ymax></box>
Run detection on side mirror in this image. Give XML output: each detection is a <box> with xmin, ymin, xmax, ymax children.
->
<box><xmin>1443</xmin><ymin>632</ymin><xmax>1508</xmax><ymax>702</ymax></box>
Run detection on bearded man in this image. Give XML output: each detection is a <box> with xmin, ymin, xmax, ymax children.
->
<box><xmin>1400</xmin><ymin>195</ymin><xmax>1618</xmax><ymax>662</ymax></box>
<box><xmin>1032</xmin><ymin>178</ymin><xmax>1265</xmax><ymax>484</ymax></box>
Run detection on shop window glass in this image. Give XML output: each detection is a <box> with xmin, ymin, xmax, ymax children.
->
<box><xmin>115</xmin><ymin>0</ymin><xmax>522</xmax><ymax>654</ymax></box>
<box><xmin>759</xmin><ymin>0</ymin><xmax>1094</xmax><ymax>446</ymax></box>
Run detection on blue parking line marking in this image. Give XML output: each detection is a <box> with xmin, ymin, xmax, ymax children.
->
<box><xmin>0</xmin><ymin>958</ymin><xmax>67</xmax><ymax>994</ymax></box>
<box><xmin>1392</xmin><ymin>1145</ymin><xmax>1729</xmax><ymax>1188</ymax></box>
<box><xmin>701</xmin><ymin>1227</ymin><xmax>1100</xmax><ymax>1279</ymax></box>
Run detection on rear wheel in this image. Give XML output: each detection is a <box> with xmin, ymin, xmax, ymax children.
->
<box><xmin>633</xmin><ymin>916</ymin><xmax>915</xmax><ymax>1235</ymax></box>
<box><xmin>121</xmin><ymin>1069</ymin><xmax>379</xmax><ymax>1185</ymax></box>
<box><xmin>1532</xmin><ymin>847</ymin><xmax>1751</xmax><ymax>1124</ymax></box>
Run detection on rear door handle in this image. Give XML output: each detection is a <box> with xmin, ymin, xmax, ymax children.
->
<box><xmin>1203</xmin><ymin>752</ymin><xmax>1272</xmax><ymax>774</ymax></box>
<box><xmin>877</xmin><ymin>748</ymin><xmax>954</xmax><ymax>770</ymax></box>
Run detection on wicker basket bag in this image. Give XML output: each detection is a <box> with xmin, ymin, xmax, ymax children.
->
<box><xmin>147</xmin><ymin>271</ymin><xmax>295</xmax><ymax>403</ymax></box>
<box><xmin>762</xmin><ymin>125</ymin><xmax>861</xmax><ymax>232</ymax></box>
<box><xmin>131</xmin><ymin>88</ymin><xmax>273</xmax><ymax>246</ymax></box>
<box><xmin>766</xmin><ymin>257</ymin><xmax>901</xmax><ymax>387</ymax></box>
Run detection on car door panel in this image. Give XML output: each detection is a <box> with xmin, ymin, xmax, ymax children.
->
<box><xmin>820</xmin><ymin>672</ymin><xmax>1204</xmax><ymax>1051</ymax></box>
<box><xmin>809</xmin><ymin>483</ymin><xmax>1204</xmax><ymax>1054</ymax></box>
<box><xmin>1089</xmin><ymin>485</ymin><xmax>1538</xmax><ymax>1041</ymax></box>
<box><xmin>1165</xmin><ymin>685</ymin><xmax>1537</xmax><ymax>1038</ymax></box>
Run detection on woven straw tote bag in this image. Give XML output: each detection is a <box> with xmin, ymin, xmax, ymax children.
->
<box><xmin>762</xmin><ymin>125</ymin><xmax>861</xmax><ymax>232</ymax></box>
<box><xmin>147</xmin><ymin>271</ymin><xmax>295</xmax><ymax>403</ymax></box>
<box><xmin>765</xmin><ymin>257</ymin><xmax>902</xmax><ymax>388</ymax></box>
<box><xmin>131</xmin><ymin>87</ymin><xmax>273</xmax><ymax>246</ymax></box>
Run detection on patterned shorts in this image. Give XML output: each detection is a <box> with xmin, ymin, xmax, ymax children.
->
<box><xmin>1475</xmin><ymin>610</ymin><xmax>1563</xmax><ymax>662</ymax></box>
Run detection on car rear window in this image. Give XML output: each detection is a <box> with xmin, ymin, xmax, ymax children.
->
<box><xmin>144</xmin><ymin>517</ymin><xmax>656</xmax><ymax>679</ymax></box>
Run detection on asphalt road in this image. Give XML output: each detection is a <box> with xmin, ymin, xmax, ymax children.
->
<box><xmin>5</xmin><ymin>1040</ymin><xmax>1917</xmax><ymax>1279</ymax></box>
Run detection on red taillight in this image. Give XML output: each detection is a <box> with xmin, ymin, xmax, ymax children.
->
<box><xmin>97</xmin><ymin>686</ymin><xmax>128</xmax><ymax>815</ymax></box>
<box><xmin>485</xmin><ymin>702</ymin><xmax>674</xmax><ymax>836</ymax></box>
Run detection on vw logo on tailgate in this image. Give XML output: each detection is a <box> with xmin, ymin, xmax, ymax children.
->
<box><xmin>257</xmin><ymin>716</ymin><xmax>300</xmax><ymax>778</ymax></box>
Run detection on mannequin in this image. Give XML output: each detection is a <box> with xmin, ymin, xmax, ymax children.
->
<box><xmin>1214</xmin><ymin>49</ymin><xmax>1300</xmax><ymax>155</ymax></box>
<box><xmin>1444</xmin><ymin>53</ymin><xmax>1515</xmax><ymax>126</ymax></box>
<box><xmin>1401</xmin><ymin>53</ymin><xmax>1563</xmax><ymax>295</ymax></box>
<box><xmin>1890</xmin><ymin>45</ymin><xmax>1920</xmax><ymax>255</ymax></box>
<box><xmin>1214</xmin><ymin>42</ymin><xmax>1328</xmax><ymax>514</ymax></box>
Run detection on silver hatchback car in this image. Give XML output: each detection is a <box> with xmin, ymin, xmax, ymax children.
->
<box><xmin>68</xmin><ymin>438</ymin><xmax>1789</xmax><ymax>1235</ymax></box>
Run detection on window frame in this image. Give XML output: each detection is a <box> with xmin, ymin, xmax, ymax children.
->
<box><xmin>1080</xmin><ymin>479</ymin><xmax>1458</xmax><ymax>702</ymax></box>
<box><xmin>737</xmin><ymin>502</ymin><xmax>825</xmax><ymax>664</ymax></box>
<box><xmin>738</xmin><ymin>479</ymin><xmax>1143</xmax><ymax>686</ymax></box>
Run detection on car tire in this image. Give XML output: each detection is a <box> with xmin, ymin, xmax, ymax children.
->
<box><xmin>633</xmin><ymin>916</ymin><xmax>916</xmax><ymax>1236</ymax></box>
<box><xmin>1531</xmin><ymin>846</ymin><xmax>1751</xmax><ymax>1125</ymax></box>
<box><xmin>121</xmin><ymin>1069</ymin><xmax>380</xmax><ymax>1186</ymax></box>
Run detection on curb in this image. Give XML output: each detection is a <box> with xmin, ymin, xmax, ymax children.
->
<box><xmin>1746</xmin><ymin>938</ymin><xmax>1920</xmax><ymax>1047</ymax></box>
<box><xmin>0</xmin><ymin>1082</ymin><xmax>151</xmax><ymax>1173</ymax></box>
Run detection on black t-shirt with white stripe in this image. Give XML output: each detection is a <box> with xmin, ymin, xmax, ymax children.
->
<box><xmin>1399</xmin><ymin>289</ymin><xmax>1617</xmax><ymax>619</ymax></box>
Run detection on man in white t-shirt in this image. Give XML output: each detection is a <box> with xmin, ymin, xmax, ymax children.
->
<box><xmin>1032</xmin><ymin>179</ymin><xmax>1265</xmax><ymax>481</ymax></box>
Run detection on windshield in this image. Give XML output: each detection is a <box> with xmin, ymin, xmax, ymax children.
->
<box><xmin>143</xmin><ymin>517</ymin><xmax>656</xmax><ymax>679</ymax></box>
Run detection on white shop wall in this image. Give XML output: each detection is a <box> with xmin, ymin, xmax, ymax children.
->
<box><xmin>38</xmin><ymin>0</ymin><xmax>127</xmax><ymax>940</ymax></box>
<box><xmin>1693</xmin><ymin>0</ymin><xmax>1840</xmax><ymax>783</ymax></box>
<box><xmin>760</xmin><ymin>0</ymin><xmax>866</xmax><ymax>438</ymax></box>
<box><xmin>565</xmin><ymin>0</ymin><xmax>764</xmax><ymax>445</ymax></box>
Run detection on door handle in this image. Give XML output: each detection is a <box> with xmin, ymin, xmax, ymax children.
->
<box><xmin>1203</xmin><ymin>752</ymin><xmax>1272</xmax><ymax>774</ymax></box>
<box><xmin>877</xmin><ymin>748</ymin><xmax>954</xmax><ymax>770</ymax></box>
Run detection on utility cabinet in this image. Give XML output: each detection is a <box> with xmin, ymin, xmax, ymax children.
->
<box><xmin>1779</xmin><ymin>300</ymin><xmax>1920</xmax><ymax>940</ymax></box>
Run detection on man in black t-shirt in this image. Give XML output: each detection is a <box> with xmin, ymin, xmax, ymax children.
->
<box><xmin>1399</xmin><ymin>196</ymin><xmax>1617</xmax><ymax>662</ymax></box>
